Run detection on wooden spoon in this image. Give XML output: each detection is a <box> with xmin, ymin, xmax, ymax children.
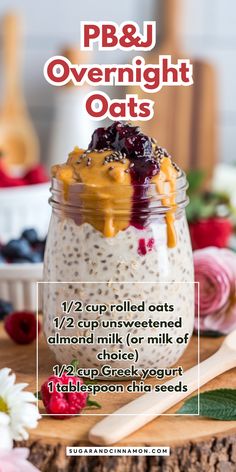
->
<box><xmin>89</xmin><ymin>330</ymin><xmax>236</xmax><ymax>445</ymax></box>
<box><xmin>0</xmin><ymin>13</ymin><xmax>39</xmax><ymax>176</ymax></box>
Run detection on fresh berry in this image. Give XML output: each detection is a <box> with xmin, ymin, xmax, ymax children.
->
<box><xmin>41</xmin><ymin>374</ymin><xmax>88</xmax><ymax>418</ymax></box>
<box><xmin>33</xmin><ymin>239</ymin><xmax>46</xmax><ymax>258</ymax></box>
<box><xmin>22</xmin><ymin>228</ymin><xmax>39</xmax><ymax>245</ymax></box>
<box><xmin>0</xmin><ymin>254</ymin><xmax>5</xmax><ymax>263</ymax></box>
<box><xmin>2</xmin><ymin>239</ymin><xmax>33</xmax><ymax>262</ymax></box>
<box><xmin>28</xmin><ymin>252</ymin><xmax>43</xmax><ymax>263</ymax></box>
<box><xmin>0</xmin><ymin>299</ymin><xmax>13</xmax><ymax>321</ymax></box>
<box><xmin>0</xmin><ymin>167</ymin><xmax>26</xmax><ymax>187</ymax></box>
<box><xmin>4</xmin><ymin>311</ymin><xmax>41</xmax><ymax>344</ymax></box>
<box><xmin>11</xmin><ymin>258</ymin><xmax>34</xmax><ymax>264</ymax></box>
<box><xmin>189</xmin><ymin>217</ymin><xmax>233</xmax><ymax>250</ymax></box>
<box><xmin>24</xmin><ymin>164</ymin><xmax>49</xmax><ymax>185</ymax></box>
<box><xmin>11</xmin><ymin>254</ymin><xmax>42</xmax><ymax>263</ymax></box>
<box><xmin>0</xmin><ymin>163</ymin><xmax>48</xmax><ymax>187</ymax></box>
<box><xmin>0</xmin><ymin>232</ymin><xmax>45</xmax><ymax>264</ymax></box>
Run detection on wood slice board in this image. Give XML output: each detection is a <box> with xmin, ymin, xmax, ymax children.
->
<box><xmin>1</xmin><ymin>322</ymin><xmax>236</xmax><ymax>447</ymax></box>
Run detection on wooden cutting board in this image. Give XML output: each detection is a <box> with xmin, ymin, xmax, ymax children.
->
<box><xmin>129</xmin><ymin>0</ymin><xmax>217</xmax><ymax>182</ymax></box>
<box><xmin>1</xmin><ymin>322</ymin><xmax>236</xmax><ymax>470</ymax></box>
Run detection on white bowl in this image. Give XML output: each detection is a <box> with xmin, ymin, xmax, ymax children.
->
<box><xmin>0</xmin><ymin>183</ymin><xmax>51</xmax><ymax>243</ymax></box>
<box><xmin>0</xmin><ymin>263</ymin><xmax>43</xmax><ymax>311</ymax></box>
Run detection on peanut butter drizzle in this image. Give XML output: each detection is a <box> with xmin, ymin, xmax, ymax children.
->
<box><xmin>52</xmin><ymin>148</ymin><xmax>132</xmax><ymax>237</ymax></box>
<box><xmin>152</xmin><ymin>157</ymin><xmax>178</xmax><ymax>248</ymax></box>
<box><xmin>51</xmin><ymin>149</ymin><xmax>178</xmax><ymax>246</ymax></box>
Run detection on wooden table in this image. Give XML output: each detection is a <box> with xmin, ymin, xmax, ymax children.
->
<box><xmin>1</xmin><ymin>322</ymin><xmax>236</xmax><ymax>471</ymax></box>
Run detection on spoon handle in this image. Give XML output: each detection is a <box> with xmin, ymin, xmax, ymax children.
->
<box><xmin>89</xmin><ymin>344</ymin><xmax>236</xmax><ymax>445</ymax></box>
<box><xmin>3</xmin><ymin>13</ymin><xmax>24</xmax><ymax>112</ymax></box>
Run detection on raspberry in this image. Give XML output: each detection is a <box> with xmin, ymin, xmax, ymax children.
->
<box><xmin>41</xmin><ymin>374</ymin><xmax>88</xmax><ymax>418</ymax></box>
<box><xmin>4</xmin><ymin>311</ymin><xmax>41</xmax><ymax>344</ymax></box>
<box><xmin>189</xmin><ymin>217</ymin><xmax>233</xmax><ymax>250</ymax></box>
<box><xmin>0</xmin><ymin>163</ymin><xmax>48</xmax><ymax>187</ymax></box>
<box><xmin>24</xmin><ymin>164</ymin><xmax>49</xmax><ymax>185</ymax></box>
<box><xmin>0</xmin><ymin>167</ymin><xmax>25</xmax><ymax>187</ymax></box>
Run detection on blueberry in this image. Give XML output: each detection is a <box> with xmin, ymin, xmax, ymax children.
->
<box><xmin>2</xmin><ymin>239</ymin><xmax>33</xmax><ymax>261</ymax></box>
<box><xmin>0</xmin><ymin>254</ymin><xmax>5</xmax><ymax>264</ymax></box>
<box><xmin>11</xmin><ymin>258</ymin><xmax>32</xmax><ymax>264</ymax></box>
<box><xmin>22</xmin><ymin>228</ymin><xmax>39</xmax><ymax>245</ymax></box>
<box><xmin>28</xmin><ymin>252</ymin><xmax>43</xmax><ymax>263</ymax></box>
<box><xmin>0</xmin><ymin>299</ymin><xmax>13</xmax><ymax>320</ymax></box>
<box><xmin>12</xmin><ymin>252</ymin><xmax>42</xmax><ymax>263</ymax></box>
<box><xmin>34</xmin><ymin>240</ymin><xmax>46</xmax><ymax>257</ymax></box>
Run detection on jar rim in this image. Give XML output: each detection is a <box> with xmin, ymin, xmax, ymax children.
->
<box><xmin>50</xmin><ymin>169</ymin><xmax>187</xmax><ymax>196</ymax></box>
<box><xmin>49</xmin><ymin>170</ymin><xmax>189</xmax><ymax>215</ymax></box>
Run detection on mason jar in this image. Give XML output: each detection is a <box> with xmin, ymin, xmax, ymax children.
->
<box><xmin>43</xmin><ymin>171</ymin><xmax>194</xmax><ymax>376</ymax></box>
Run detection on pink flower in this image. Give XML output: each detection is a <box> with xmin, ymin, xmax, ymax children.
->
<box><xmin>0</xmin><ymin>448</ymin><xmax>40</xmax><ymax>472</ymax></box>
<box><xmin>194</xmin><ymin>247</ymin><xmax>236</xmax><ymax>334</ymax></box>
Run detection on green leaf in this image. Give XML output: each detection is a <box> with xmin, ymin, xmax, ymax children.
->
<box><xmin>70</xmin><ymin>359</ymin><xmax>79</xmax><ymax>375</ymax></box>
<box><xmin>84</xmin><ymin>379</ymin><xmax>97</xmax><ymax>385</ymax></box>
<box><xmin>34</xmin><ymin>391</ymin><xmax>42</xmax><ymax>401</ymax></box>
<box><xmin>198</xmin><ymin>201</ymin><xmax>217</xmax><ymax>219</ymax></box>
<box><xmin>187</xmin><ymin>170</ymin><xmax>205</xmax><ymax>195</ymax></box>
<box><xmin>186</xmin><ymin>195</ymin><xmax>207</xmax><ymax>222</ymax></box>
<box><xmin>186</xmin><ymin>190</ymin><xmax>233</xmax><ymax>222</ymax></box>
<box><xmin>186</xmin><ymin>195</ymin><xmax>202</xmax><ymax>221</ymax></box>
<box><xmin>177</xmin><ymin>389</ymin><xmax>236</xmax><ymax>420</ymax></box>
<box><xmin>86</xmin><ymin>398</ymin><xmax>101</xmax><ymax>409</ymax></box>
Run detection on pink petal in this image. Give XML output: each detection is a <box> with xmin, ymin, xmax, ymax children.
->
<box><xmin>194</xmin><ymin>250</ymin><xmax>232</xmax><ymax>316</ymax></box>
<box><xmin>220</xmin><ymin>249</ymin><xmax>236</xmax><ymax>287</ymax></box>
<box><xmin>205</xmin><ymin>300</ymin><xmax>236</xmax><ymax>334</ymax></box>
<box><xmin>0</xmin><ymin>449</ymin><xmax>40</xmax><ymax>472</ymax></box>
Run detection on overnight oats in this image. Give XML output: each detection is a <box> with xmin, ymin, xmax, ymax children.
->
<box><xmin>43</xmin><ymin>121</ymin><xmax>194</xmax><ymax>375</ymax></box>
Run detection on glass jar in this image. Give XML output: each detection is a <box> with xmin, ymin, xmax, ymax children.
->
<box><xmin>43</xmin><ymin>171</ymin><xmax>194</xmax><ymax>375</ymax></box>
